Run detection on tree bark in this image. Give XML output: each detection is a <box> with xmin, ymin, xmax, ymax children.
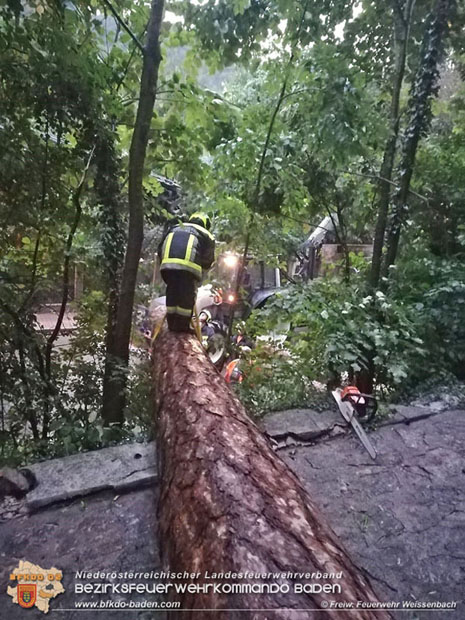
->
<box><xmin>369</xmin><ymin>0</ymin><xmax>415</xmax><ymax>289</ymax></box>
<box><xmin>153</xmin><ymin>331</ymin><xmax>392</xmax><ymax>619</ymax></box>
<box><xmin>95</xmin><ymin>131</ymin><xmax>126</xmax><ymax>424</ymax></box>
<box><xmin>383</xmin><ymin>0</ymin><xmax>454</xmax><ymax>274</ymax></box>
<box><xmin>102</xmin><ymin>0</ymin><xmax>165</xmax><ymax>424</ymax></box>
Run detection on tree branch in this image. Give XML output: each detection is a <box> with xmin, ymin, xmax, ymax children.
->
<box><xmin>17</xmin><ymin>339</ymin><xmax>40</xmax><ymax>440</ymax></box>
<box><xmin>101</xmin><ymin>0</ymin><xmax>145</xmax><ymax>54</ymax></box>
<box><xmin>20</xmin><ymin>119</ymin><xmax>49</xmax><ymax>312</ymax></box>
<box><xmin>0</xmin><ymin>299</ymin><xmax>51</xmax><ymax>410</ymax></box>
<box><xmin>253</xmin><ymin>0</ymin><xmax>310</xmax><ymax>206</ymax></box>
<box><xmin>43</xmin><ymin>146</ymin><xmax>95</xmax><ymax>437</ymax></box>
<box><xmin>45</xmin><ymin>147</ymin><xmax>95</xmax><ymax>357</ymax></box>
<box><xmin>343</xmin><ymin>170</ymin><xmax>429</xmax><ymax>203</ymax></box>
<box><xmin>229</xmin><ymin>0</ymin><xmax>311</xmax><ymax>340</ymax></box>
<box><xmin>115</xmin><ymin>23</ymin><xmax>149</xmax><ymax>92</ymax></box>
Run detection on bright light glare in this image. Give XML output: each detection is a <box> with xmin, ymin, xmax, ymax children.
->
<box><xmin>227</xmin><ymin>294</ymin><xmax>236</xmax><ymax>303</ymax></box>
<box><xmin>164</xmin><ymin>11</ymin><xmax>183</xmax><ymax>23</ymax></box>
<box><xmin>223</xmin><ymin>254</ymin><xmax>239</xmax><ymax>269</ymax></box>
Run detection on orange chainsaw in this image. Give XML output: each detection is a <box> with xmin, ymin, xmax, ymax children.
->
<box><xmin>340</xmin><ymin>386</ymin><xmax>378</xmax><ymax>422</ymax></box>
<box><xmin>332</xmin><ymin>386</ymin><xmax>378</xmax><ymax>459</ymax></box>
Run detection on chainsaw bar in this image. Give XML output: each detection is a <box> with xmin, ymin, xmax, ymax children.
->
<box><xmin>332</xmin><ymin>389</ymin><xmax>377</xmax><ymax>460</ymax></box>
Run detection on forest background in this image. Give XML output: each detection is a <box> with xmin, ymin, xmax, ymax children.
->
<box><xmin>1</xmin><ymin>0</ymin><xmax>464</xmax><ymax>466</ymax></box>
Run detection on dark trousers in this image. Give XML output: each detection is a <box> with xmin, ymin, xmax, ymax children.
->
<box><xmin>161</xmin><ymin>270</ymin><xmax>197</xmax><ymax>332</ymax></box>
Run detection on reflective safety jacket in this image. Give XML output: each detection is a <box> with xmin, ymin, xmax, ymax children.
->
<box><xmin>159</xmin><ymin>222</ymin><xmax>215</xmax><ymax>281</ymax></box>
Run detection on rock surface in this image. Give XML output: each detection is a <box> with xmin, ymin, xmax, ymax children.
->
<box><xmin>381</xmin><ymin>404</ymin><xmax>445</xmax><ymax>426</ymax></box>
<box><xmin>1</xmin><ymin>489</ymin><xmax>162</xmax><ymax>619</ymax></box>
<box><xmin>0</xmin><ymin>467</ymin><xmax>33</xmax><ymax>499</ymax></box>
<box><xmin>0</xmin><ymin>407</ymin><xmax>464</xmax><ymax>619</ymax></box>
<box><xmin>25</xmin><ymin>442</ymin><xmax>157</xmax><ymax>511</ymax></box>
<box><xmin>261</xmin><ymin>407</ymin><xmax>342</xmax><ymax>442</ymax></box>
<box><xmin>281</xmin><ymin>408</ymin><xmax>465</xmax><ymax>619</ymax></box>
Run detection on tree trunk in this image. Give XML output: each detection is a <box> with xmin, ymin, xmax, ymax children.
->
<box><xmin>102</xmin><ymin>0</ymin><xmax>165</xmax><ymax>424</ymax></box>
<box><xmin>153</xmin><ymin>331</ymin><xmax>392</xmax><ymax>619</ymax></box>
<box><xmin>369</xmin><ymin>0</ymin><xmax>415</xmax><ymax>289</ymax></box>
<box><xmin>95</xmin><ymin>131</ymin><xmax>126</xmax><ymax>424</ymax></box>
<box><xmin>383</xmin><ymin>0</ymin><xmax>454</xmax><ymax>274</ymax></box>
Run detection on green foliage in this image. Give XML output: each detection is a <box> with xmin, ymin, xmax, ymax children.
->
<box><xmin>0</xmin><ymin>291</ymin><xmax>152</xmax><ymax>467</ymax></box>
<box><xmin>126</xmin><ymin>354</ymin><xmax>155</xmax><ymax>437</ymax></box>
<box><xmin>392</xmin><ymin>254</ymin><xmax>465</xmax><ymax>377</ymax></box>
<box><xmin>173</xmin><ymin>0</ymin><xmax>355</xmax><ymax>68</ymax></box>
<box><xmin>234</xmin><ymin>348</ymin><xmax>322</xmax><ymax>417</ymax></box>
<box><xmin>248</xmin><ymin>273</ymin><xmax>428</xmax><ymax>391</ymax></box>
<box><xmin>246</xmin><ymin>247</ymin><xmax>465</xmax><ymax>401</ymax></box>
<box><xmin>1</xmin><ymin>0</ymin><xmax>464</xmax><ymax>463</ymax></box>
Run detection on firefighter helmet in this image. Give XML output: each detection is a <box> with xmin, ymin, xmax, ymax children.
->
<box><xmin>189</xmin><ymin>212</ymin><xmax>211</xmax><ymax>230</ymax></box>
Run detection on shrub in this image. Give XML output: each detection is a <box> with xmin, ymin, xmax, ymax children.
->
<box><xmin>248</xmin><ymin>274</ymin><xmax>428</xmax><ymax>393</ymax></box>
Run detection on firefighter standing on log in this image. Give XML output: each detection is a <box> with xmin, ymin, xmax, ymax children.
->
<box><xmin>158</xmin><ymin>213</ymin><xmax>215</xmax><ymax>332</ymax></box>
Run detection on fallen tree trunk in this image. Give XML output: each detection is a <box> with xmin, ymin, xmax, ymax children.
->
<box><xmin>153</xmin><ymin>331</ymin><xmax>392</xmax><ymax>619</ymax></box>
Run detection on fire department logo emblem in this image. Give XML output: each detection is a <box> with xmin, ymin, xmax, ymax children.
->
<box><xmin>8</xmin><ymin>560</ymin><xmax>64</xmax><ymax>614</ymax></box>
<box><xmin>18</xmin><ymin>583</ymin><xmax>37</xmax><ymax>608</ymax></box>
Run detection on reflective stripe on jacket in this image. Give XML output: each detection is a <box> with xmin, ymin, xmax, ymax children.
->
<box><xmin>159</xmin><ymin>223</ymin><xmax>215</xmax><ymax>281</ymax></box>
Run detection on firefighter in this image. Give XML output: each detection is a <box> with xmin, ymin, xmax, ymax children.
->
<box><xmin>158</xmin><ymin>213</ymin><xmax>215</xmax><ymax>332</ymax></box>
